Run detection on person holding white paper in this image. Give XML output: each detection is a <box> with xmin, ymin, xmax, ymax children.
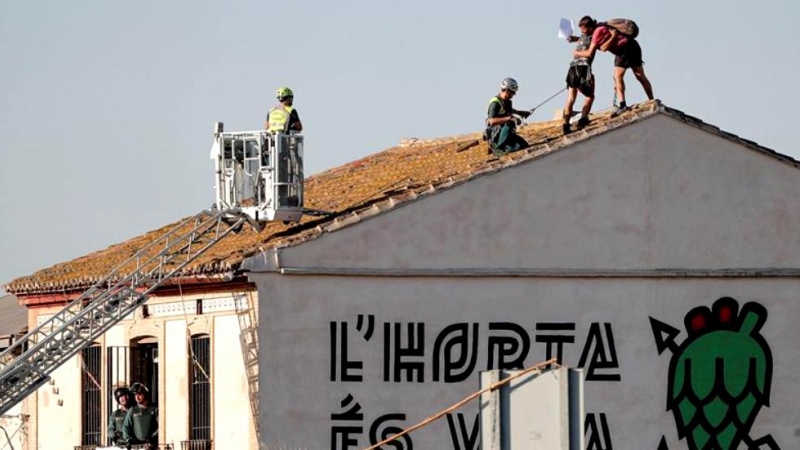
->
<box><xmin>562</xmin><ymin>16</ymin><xmax>597</xmax><ymax>134</ymax></box>
<box><xmin>558</xmin><ymin>18</ymin><xmax>574</xmax><ymax>40</ymax></box>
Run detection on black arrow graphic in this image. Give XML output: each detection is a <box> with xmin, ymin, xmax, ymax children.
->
<box><xmin>657</xmin><ymin>435</ymin><xmax>669</xmax><ymax>450</ymax></box>
<box><xmin>649</xmin><ymin>317</ymin><xmax>681</xmax><ymax>355</ymax></box>
<box><xmin>743</xmin><ymin>434</ymin><xmax>782</xmax><ymax>449</ymax></box>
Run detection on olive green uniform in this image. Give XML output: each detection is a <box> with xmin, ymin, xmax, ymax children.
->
<box><xmin>108</xmin><ymin>408</ymin><xmax>128</xmax><ymax>445</ymax></box>
<box><xmin>486</xmin><ymin>96</ymin><xmax>528</xmax><ymax>155</ymax></box>
<box><xmin>122</xmin><ymin>404</ymin><xmax>159</xmax><ymax>447</ymax></box>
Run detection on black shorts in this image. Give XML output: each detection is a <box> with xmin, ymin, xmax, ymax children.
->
<box><xmin>614</xmin><ymin>39</ymin><xmax>643</xmax><ymax>68</ymax></box>
<box><xmin>566</xmin><ymin>65</ymin><xmax>594</xmax><ymax>97</ymax></box>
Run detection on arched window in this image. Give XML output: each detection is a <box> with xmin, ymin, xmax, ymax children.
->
<box><xmin>129</xmin><ymin>336</ymin><xmax>159</xmax><ymax>407</ymax></box>
<box><xmin>189</xmin><ymin>334</ymin><xmax>211</xmax><ymax>441</ymax></box>
<box><xmin>105</xmin><ymin>336</ymin><xmax>159</xmax><ymax>445</ymax></box>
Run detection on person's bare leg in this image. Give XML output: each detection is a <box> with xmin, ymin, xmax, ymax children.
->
<box><xmin>580</xmin><ymin>75</ymin><xmax>596</xmax><ymax>119</ymax></box>
<box><xmin>632</xmin><ymin>65</ymin><xmax>654</xmax><ymax>100</ymax></box>
<box><xmin>564</xmin><ymin>88</ymin><xmax>578</xmax><ymax>123</ymax></box>
<box><xmin>614</xmin><ymin>66</ymin><xmax>627</xmax><ymax>105</ymax></box>
<box><xmin>563</xmin><ymin>88</ymin><xmax>578</xmax><ymax>133</ymax></box>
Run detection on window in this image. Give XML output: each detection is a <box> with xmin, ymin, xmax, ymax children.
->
<box><xmin>188</xmin><ymin>334</ymin><xmax>211</xmax><ymax>440</ymax></box>
<box><xmin>130</xmin><ymin>341</ymin><xmax>159</xmax><ymax>406</ymax></box>
<box><xmin>107</xmin><ymin>346</ymin><xmax>130</xmax><ymax>446</ymax></box>
<box><xmin>81</xmin><ymin>344</ymin><xmax>102</xmax><ymax>445</ymax></box>
<box><xmin>106</xmin><ymin>339</ymin><xmax>160</xmax><ymax>446</ymax></box>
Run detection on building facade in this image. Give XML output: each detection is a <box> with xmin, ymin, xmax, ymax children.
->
<box><xmin>6</xmin><ymin>101</ymin><xmax>799</xmax><ymax>450</ymax></box>
<box><xmin>247</xmin><ymin>110</ymin><xmax>800</xmax><ymax>449</ymax></box>
<box><xmin>11</xmin><ymin>286</ymin><xmax>258</xmax><ymax>450</ymax></box>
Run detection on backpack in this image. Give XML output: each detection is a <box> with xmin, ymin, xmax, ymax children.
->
<box><xmin>603</xmin><ymin>18</ymin><xmax>639</xmax><ymax>38</ymax></box>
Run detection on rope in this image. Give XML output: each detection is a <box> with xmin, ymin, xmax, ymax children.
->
<box><xmin>0</xmin><ymin>423</ymin><xmax>17</xmax><ymax>450</ymax></box>
<box><xmin>361</xmin><ymin>357</ymin><xmax>558</xmax><ymax>450</ymax></box>
<box><xmin>78</xmin><ymin>353</ymin><xmax>102</xmax><ymax>391</ymax></box>
<box><xmin>179</xmin><ymin>281</ymin><xmax>210</xmax><ymax>382</ymax></box>
<box><xmin>529</xmin><ymin>87</ymin><xmax>568</xmax><ymax>113</ymax></box>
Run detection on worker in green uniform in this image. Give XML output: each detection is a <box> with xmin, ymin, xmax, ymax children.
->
<box><xmin>266</xmin><ymin>86</ymin><xmax>303</xmax><ymax>134</ymax></box>
<box><xmin>485</xmin><ymin>77</ymin><xmax>531</xmax><ymax>156</ymax></box>
<box><xmin>122</xmin><ymin>382</ymin><xmax>158</xmax><ymax>449</ymax></box>
<box><xmin>108</xmin><ymin>386</ymin><xmax>132</xmax><ymax>446</ymax></box>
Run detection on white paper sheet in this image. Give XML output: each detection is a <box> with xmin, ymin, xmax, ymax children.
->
<box><xmin>558</xmin><ymin>18</ymin><xmax>574</xmax><ymax>40</ymax></box>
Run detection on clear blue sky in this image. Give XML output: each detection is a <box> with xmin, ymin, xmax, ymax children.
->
<box><xmin>1</xmin><ymin>0</ymin><xmax>799</xmax><ymax>293</ymax></box>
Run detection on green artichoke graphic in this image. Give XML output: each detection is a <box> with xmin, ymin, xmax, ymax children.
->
<box><xmin>650</xmin><ymin>297</ymin><xmax>780</xmax><ymax>450</ymax></box>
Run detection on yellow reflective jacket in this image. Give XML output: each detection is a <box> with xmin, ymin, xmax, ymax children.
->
<box><xmin>267</xmin><ymin>104</ymin><xmax>294</xmax><ymax>133</ymax></box>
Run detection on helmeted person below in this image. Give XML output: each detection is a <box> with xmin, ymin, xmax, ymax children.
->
<box><xmin>266</xmin><ymin>86</ymin><xmax>303</xmax><ymax>134</ymax></box>
<box><xmin>485</xmin><ymin>77</ymin><xmax>531</xmax><ymax>157</ymax></box>
<box><xmin>122</xmin><ymin>382</ymin><xmax>158</xmax><ymax>450</ymax></box>
<box><xmin>108</xmin><ymin>386</ymin><xmax>132</xmax><ymax>446</ymax></box>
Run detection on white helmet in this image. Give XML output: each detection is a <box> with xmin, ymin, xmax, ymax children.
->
<box><xmin>500</xmin><ymin>77</ymin><xmax>519</xmax><ymax>92</ymax></box>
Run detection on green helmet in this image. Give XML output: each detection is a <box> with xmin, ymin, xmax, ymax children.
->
<box><xmin>276</xmin><ymin>86</ymin><xmax>294</xmax><ymax>99</ymax></box>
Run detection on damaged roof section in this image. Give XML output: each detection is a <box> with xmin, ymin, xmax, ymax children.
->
<box><xmin>5</xmin><ymin>100</ymin><xmax>798</xmax><ymax>295</ymax></box>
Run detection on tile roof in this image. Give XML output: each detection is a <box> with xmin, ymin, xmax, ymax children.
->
<box><xmin>5</xmin><ymin>100</ymin><xmax>799</xmax><ymax>296</ymax></box>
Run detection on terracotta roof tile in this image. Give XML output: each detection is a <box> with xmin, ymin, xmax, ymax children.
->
<box><xmin>5</xmin><ymin>101</ymin><xmax>798</xmax><ymax>295</ymax></box>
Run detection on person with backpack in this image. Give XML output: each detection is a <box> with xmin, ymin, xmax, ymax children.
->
<box><xmin>573</xmin><ymin>17</ymin><xmax>654</xmax><ymax>117</ymax></box>
<box><xmin>562</xmin><ymin>15</ymin><xmax>597</xmax><ymax>134</ymax></box>
<box><xmin>485</xmin><ymin>77</ymin><xmax>532</xmax><ymax>156</ymax></box>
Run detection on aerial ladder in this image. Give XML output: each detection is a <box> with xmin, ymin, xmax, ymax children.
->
<box><xmin>0</xmin><ymin>123</ymin><xmax>305</xmax><ymax>416</ymax></box>
<box><xmin>234</xmin><ymin>291</ymin><xmax>261</xmax><ymax>440</ymax></box>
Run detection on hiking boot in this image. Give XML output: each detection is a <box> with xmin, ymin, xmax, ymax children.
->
<box><xmin>610</xmin><ymin>105</ymin><xmax>629</xmax><ymax>118</ymax></box>
<box><xmin>562</xmin><ymin>123</ymin><xmax>572</xmax><ymax>135</ymax></box>
<box><xmin>576</xmin><ymin>117</ymin><xmax>590</xmax><ymax>129</ymax></box>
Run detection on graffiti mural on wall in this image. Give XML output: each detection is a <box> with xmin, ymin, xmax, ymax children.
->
<box><xmin>325</xmin><ymin>296</ymin><xmax>784</xmax><ymax>449</ymax></box>
<box><xmin>329</xmin><ymin>318</ymin><xmax>621</xmax><ymax>449</ymax></box>
<box><xmin>650</xmin><ymin>297</ymin><xmax>781</xmax><ymax>450</ymax></box>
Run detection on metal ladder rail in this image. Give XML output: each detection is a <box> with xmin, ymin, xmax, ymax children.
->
<box><xmin>0</xmin><ymin>210</ymin><xmax>241</xmax><ymax>412</ymax></box>
<box><xmin>0</xmin><ymin>209</ymin><xmax>231</xmax><ymax>403</ymax></box>
<box><xmin>234</xmin><ymin>292</ymin><xmax>260</xmax><ymax>442</ymax></box>
<box><xmin>0</xmin><ymin>210</ymin><xmax>223</xmax><ymax>367</ymax></box>
<box><xmin>0</xmin><ymin>210</ymin><xmax>249</xmax><ymax>416</ymax></box>
<box><xmin>0</xmin><ymin>210</ymin><xmax>247</xmax><ymax>414</ymax></box>
<box><xmin>0</xmin><ymin>210</ymin><xmax>222</xmax><ymax>368</ymax></box>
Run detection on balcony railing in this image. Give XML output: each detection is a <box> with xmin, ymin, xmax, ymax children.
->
<box><xmin>74</xmin><ymin>444</ymin><xmax>175</xmax><ymax>450</ymax></box>
<box><xmin>180</xmin><ymin>440</ymin><xmax>213</xmax><ymax>450</ymax></box>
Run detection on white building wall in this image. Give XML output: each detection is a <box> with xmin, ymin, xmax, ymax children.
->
<box><xmin>0</xmin><ymin>403</ymin><xmax>27</xmax><ymax>450</ymax></box>
<box><xmin>104</xmin><ymin>324</ymin><xmax>126</xmax><ymax>348</ymax></box>
<box><xmin>251</xmin><ymin>115</ymin><xmax>800</xmax><ymax>449</ymax></box>
<box><xmin>164</xmin><ymin>319</ymin><xmax>189</xmax><ymax>446</ymax></box>
<box><xmin>36</xmin><ymin>353</ymin><xmax>83</xmax><ymax>450</ymax></box>
<box><xmin>213</xmin><ymin>314</ymin><xmax>257</xmax><ymax>449</ymax></box>
<box><xmin>255</xmin><ymin>275</ymin><xmax>800</xmax><ymax>449</ymax></box>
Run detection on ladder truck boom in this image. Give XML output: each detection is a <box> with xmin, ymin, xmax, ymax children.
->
<box><xmin>0</xmin><ymin>125</ymin><xmax>305</xmax><ymax>416</ymax></box>
<box><xmin>0</xmin><ymin>210</ymin><xmax>248</xmax><ymax>415</ymax></box>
